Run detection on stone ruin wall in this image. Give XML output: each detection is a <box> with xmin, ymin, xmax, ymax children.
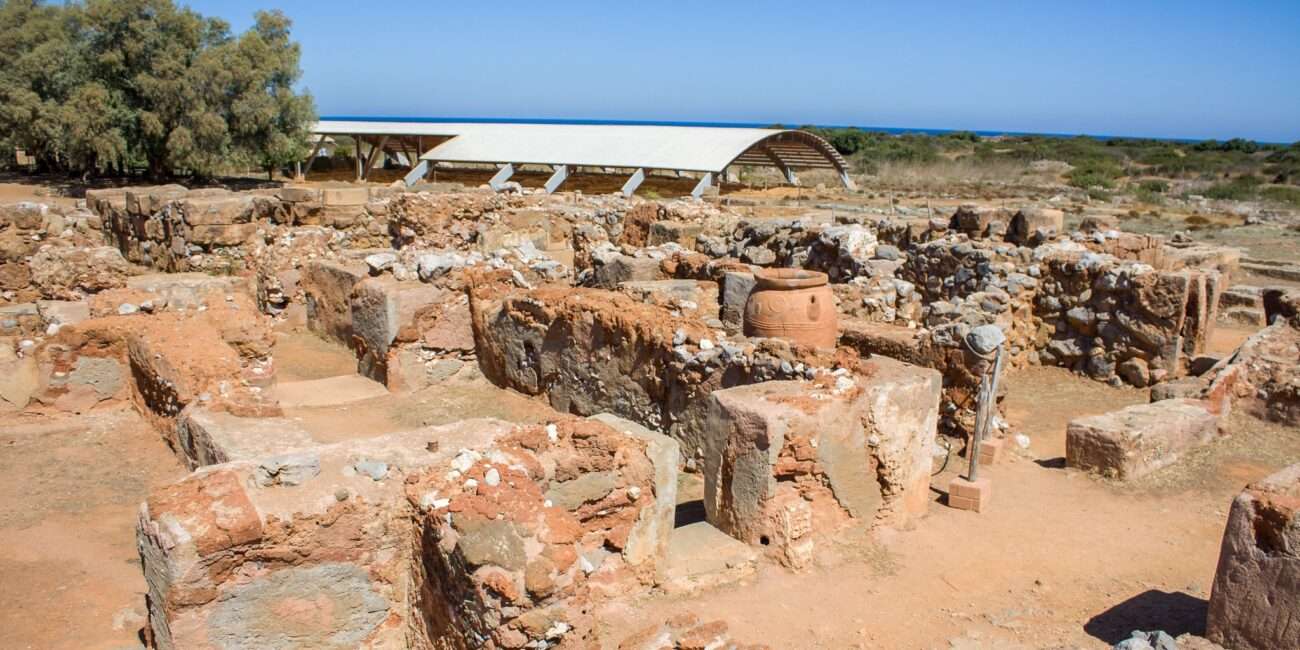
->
<box><xmin>6</xmin><ymin>183</ymin><xmax>1286</xmax><ymax>649</ymax></box>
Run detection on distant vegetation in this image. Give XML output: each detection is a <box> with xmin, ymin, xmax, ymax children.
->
<box><xmin>0</xmin><ymin>0</ymin><xmax>316</xmax><ymax>179</ymax></box>
<box><xmin>798</xmin><ymin>125</ymin><xmax>1300</xmax><ymax>208</ymax></box>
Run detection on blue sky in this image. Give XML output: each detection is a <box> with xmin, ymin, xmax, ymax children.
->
<box><xmin>187</xmin><ymin>1</ymin><xmax>1300</xmax><ymax>142</ymax></box>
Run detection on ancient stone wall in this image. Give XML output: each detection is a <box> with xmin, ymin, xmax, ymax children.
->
<box><xmin>137</xmin><ymin>416</ymin><xmax>678</xmax><ymax>649</ymax></box>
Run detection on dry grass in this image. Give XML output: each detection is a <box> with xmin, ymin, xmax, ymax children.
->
<box><xmin>868</xmin><ymin>158</ymin><xmax>1059</xmax><ymax>190</ymax></box>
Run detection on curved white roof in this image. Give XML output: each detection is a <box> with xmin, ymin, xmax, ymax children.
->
<box><xmin>312</xmin><ymin>120</ymin><xmax>849</xmax><ymax>176</ymax></box>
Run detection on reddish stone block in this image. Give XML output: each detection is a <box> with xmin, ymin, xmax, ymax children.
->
<box><xmin>978</xmin><ymin>437</ymin><xmax>1006</xmax><ymax>466</ymax></box>
<box><xmin>947</xmin><ymin>476</ymin><xmax>991</xmax><ymax>513</ymax></box>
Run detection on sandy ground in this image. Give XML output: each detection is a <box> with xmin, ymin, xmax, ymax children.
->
<box><xmin>1</xmin><ymin>341</ymin><xmax>1294</xmax><ymax>649</ymax></box>
<box><xmin>0</xmin><ymin>407</ymin><xmax>186</xmax><ymax>650</ymax></box>
<box><xmin>597</xmin><ymin>367</ymin><xmax>1300</xmax><ymax>648</ymax></box>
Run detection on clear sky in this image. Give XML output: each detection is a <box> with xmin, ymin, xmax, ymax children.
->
<box><xmin>185</xmin><ymin>0</ymin><xmax>1300</xmax><ymax>142</ymax></box>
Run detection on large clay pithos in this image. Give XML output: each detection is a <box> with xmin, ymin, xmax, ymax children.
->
<box><xmin>743</xmin><ymin>268</ymin><xmax>838</xmax><ymax>349</ymax></box>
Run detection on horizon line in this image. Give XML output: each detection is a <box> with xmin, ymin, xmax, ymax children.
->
<box><xmin>318</xmin><ymin>114</ymin><xmax>1293</xmax><ymax>146</ymax></box>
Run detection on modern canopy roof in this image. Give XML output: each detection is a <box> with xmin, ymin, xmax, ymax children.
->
<box><xmin>310</xmin><ymin>120</ymin><xmax>855</xmax><ymax>194</ymax></box>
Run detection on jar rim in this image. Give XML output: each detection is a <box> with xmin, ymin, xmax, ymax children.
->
<box><xmin>753</xmin><ymin>268</ymin><xmax>829</xmax><ymax>290</ymax></box>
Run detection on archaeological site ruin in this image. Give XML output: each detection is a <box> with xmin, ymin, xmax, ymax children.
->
<box><xmin>3</xmin><ymin>159</ymin><xmax>1298</xmax><ymax>649</ymax></box>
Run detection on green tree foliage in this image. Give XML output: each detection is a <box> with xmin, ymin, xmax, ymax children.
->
<box><xmin>0</xmin><ymin>0</ymin><xmax>315</xmax><ymax>178</ymax></box>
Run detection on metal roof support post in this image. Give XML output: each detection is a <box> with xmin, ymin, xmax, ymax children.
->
<box><xmin>621</xmin><ymin>168</ymin><xmax>645</xmax><ymax>197</ymax></box>
<box><xmin>690</xmin><ymin>172</ymin><xmax>713</xmax><ymax>199</ymax></box>
<box><xmin>403</xmin><ymin>160</ymin><xmax>430</xmax><ymax>187</ymax></box>
<box><xmin>489</xmin><ymin>163</ymin><xmax>515</xmax><ymax>191</ymax></box>
<box><xmin>543</xmin><ymin>164</ymin><xmax>569</xmax><ymax>194</ymax></box>
<box><xmin>839</xmin><ymin>169</ymin><xmax>858</xmax><ymax>191</ymax></box>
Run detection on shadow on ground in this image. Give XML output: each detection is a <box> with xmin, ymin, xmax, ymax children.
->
<box><xmin>1083</xmin><ymin>589</ymin><xmax>1207</xmax><ymax>644</ymax></box>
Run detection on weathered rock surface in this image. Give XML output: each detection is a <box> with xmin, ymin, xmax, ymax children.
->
<box><xmin>1207</xmin><ymin>462</ymin><xmax>1300</xmax><ymax>650</ymax></box>
<box><xmin>1066</xmin><ymin>399</ymin><xmax>1220</xmax><ymax>480</ymax></box>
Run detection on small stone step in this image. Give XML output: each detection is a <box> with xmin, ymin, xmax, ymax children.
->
<box><xmin>661</xmin><ymin>522</ymin><xmax>758</xmax><ymax>594</ymax></box>
<box><xmin>271</xmin><ymin>375</ymin><xmax>389</xmax><ymax>408</ymax></box>
<box><xmin>1219</xmin><ymin>306</ymin><xmax>1265</xmax><ymax>327</ymax></box>
<box><xmin>1240</xmin><ymin>261</ymin><xmax>1300</xmax><ymax>283</ymax></box>
<box><xmin>1218</xmin><ymin>285</ymin><xmax>1264</xmax><ymax>310</ymax></box>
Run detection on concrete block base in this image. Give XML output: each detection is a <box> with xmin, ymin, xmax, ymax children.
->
<box><xmin>948</xmin><ymin>476</ymin><xmax>991</xmax><ymax>513</ymax></box>
<box><xmin>977</xmin><ymin>437</ymin><xmax>1006</xmax><ymax>466</ymax></box>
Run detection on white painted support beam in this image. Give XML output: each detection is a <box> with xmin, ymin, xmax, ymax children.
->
<box><xmin>489</xmin><ymin>163</ymin><xmax>515</xmax><ymax>191</ymax></box>
<box><xmin>839</xmin><ymin>170</ymin><xmax>857</xmax><ymax>191</ymax></box>
<box><xmin>403</xmin><ymin>160</ymin><xmax>431</xmax><ymax>187</ymax></box>
<box><xmin>621</xmin><ymin>168</ymin><xmax>645</xmax><ymax>197</ymax></box>
<box><xmin>784</xmin><ymin>166</ymin><xmax>799</xmax><ymax>185</ymax></box>
<box><xmin>690</xmin><ymin>172</ymin><xmax>713</xmax><ymax>199</ymax></box>
<box><xmin>543</xmin><ymin>164</ymin><xmax>569</xmax><ymax>194</ymax></box>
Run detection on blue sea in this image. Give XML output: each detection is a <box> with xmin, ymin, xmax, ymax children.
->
<box><xmin>319</xmin><ymin>115</ymin><xmax>1202</xmax><ymax>143</ymax></box>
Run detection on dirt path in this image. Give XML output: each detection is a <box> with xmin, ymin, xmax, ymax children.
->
<box><xmin>0</xmin><ymin>406</ymin><xmax>186</xmax><ymax>650</ymax></box>
<box><xmin>600</xmin><ymin>367</ymin><xmax>1299</xmax><ymax>649</ymax></box>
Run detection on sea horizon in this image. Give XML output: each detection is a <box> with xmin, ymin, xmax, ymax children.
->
<box><xmin>318</xmin><ymin>115</ymin><xmax>1284</xmax><ymax>145</ymax></box>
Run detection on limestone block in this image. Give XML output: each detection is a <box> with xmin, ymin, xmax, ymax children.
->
<box><xmin>590</xmin><ymin>253</ymin><xmax>666</xmax><ymax>288</ymax></box>
<box><xmin>179</xmin><ymin>196</ymin><xmax>253</xmax><ymax>226</ymax></box>
<box><xmin>619</xmin><ymin>279</ymin><xmax>720</xmax><ymax>321</ymax></box>
<box><xmin>36</xmin><ymin>300</ymin><xmax>91</xmax><ymax>327</ymax></box>
<box><xmin>124</xmin><ymin>185</ymin><xmax>188</xmax><ymax>216</ymax></box>
<box><xmin>837</xmin><ymin>319</ymin><xmax>929</xmax><ymax>366</ymax></box>
<box><xmin>176</xmin><ymin>406</ymin><xmax>316</xmax><ymax>469</ymax></box>
<box><xmin>187</xmin><ymin>223</ymin><xmax>259</xmax><ymax>246</ymax></box>
<box><xmin>1066</xmin><ymin>398</ymin><xmax>1220</xmax><ymax>480</ymax></box>
<box><xmin>350</xmin><ymin>277</ymin><xmax>445</xmax><ymax>382</ymax></box>
<box><xmin>1207</xmin><ymin>463</ymin><xmax>1300</xmax><ymax>650</ymax></box>
<box><xmin>302</xmin><ymin>260</ymin><xmax>368</xmax><ymax>346</ymax></box>
<box><xmin>276</xmin><ymin>186</ymin><xmax>320</xmax><ymax>203</ymax></box>
<box><xmin>704</xmin><ymin>357</ymin><xmax>940</xmax><ymax>544</ymax></box>
<box><xmin>1006</xmin><ymin>207</ymin><xmax>1064</xmax><ymax>244</ymax></box>
<box><xmin>589</xmin><ymin>413</ymin><xmax>680</xmax><ymax>578</ymax></box>
<box><xmin>126</xmin><ymin>273</ymin><xmax>248</xmax><ymax>310</ymax></box>
<box><xmin>321</xmin><ymin>187</ymin><xmax>370</xmax><ymax>206</ymax></box>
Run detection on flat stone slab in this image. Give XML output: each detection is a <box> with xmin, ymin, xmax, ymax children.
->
<box><xmin>271</xmin><ymin>375</ymin><xmax>389</xmax><ymax>408</ymax></box>
<box><xmin>1066</xmin><ymin>398</ymin><xmax>1219</xmax><ymax>480</ymax></box>
<box><xmin>661</xmin><ymin>522</ymin><xmax>757</xmax><ymax>594</ymax></box>
<box><xmin>178</xmin><ymin>407</ymin><xmax>317</xmax><ymax>469</ymax></box>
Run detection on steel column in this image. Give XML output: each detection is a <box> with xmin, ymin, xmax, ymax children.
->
<box><xmin>489</xmin><ymin>163</ymin><xmax>515</xmax><ymax>191</ymax></box>
<box><xmin>620</xmin><ymin>168</ymin><xmax>645</xmax><ymax>197</ymax></box>
<box><xmin>690</xmin><ymin>172</ymin><xmax>713</xmax><ymax>199</ymax></box>
<box><xmin>543</xmin><ymin>164</ymin><xmax>569</xmax><ymax>194</ymax></box>
<box><xmin>403</xmin><ymin>160</ymin><xmax>431</xmax><ymax>187</ymax></box>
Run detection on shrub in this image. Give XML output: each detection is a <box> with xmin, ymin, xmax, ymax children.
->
<box><xmin>1068</xmin><ymin>158</ymin><xmax>1123</xmax><ymax>189</ymax></box>
<box><xmin>1260</xmin><ymin>186</ymin><xmax>1300</xmax><ymax>208</ymax></box>
<box><xmin>1203</xmin><ymin>175</ymin><xmax>1263</xmax><ymax>201</ymax></box>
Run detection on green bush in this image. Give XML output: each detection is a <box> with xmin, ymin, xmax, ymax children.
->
<box><xmin>1203</xmin><ymin>175</ymin><xmax>1263</xmax><ymax>200</ymax></box>
<box><xmin>1068</xmin><ymin>158</ymin><xmax>1123</xmax><ymax>188</ymax></box>
<box><xmin>1260</xmin><ymin>186</ymin><xmax>1300</xmax><ymax>208</ymax></box>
